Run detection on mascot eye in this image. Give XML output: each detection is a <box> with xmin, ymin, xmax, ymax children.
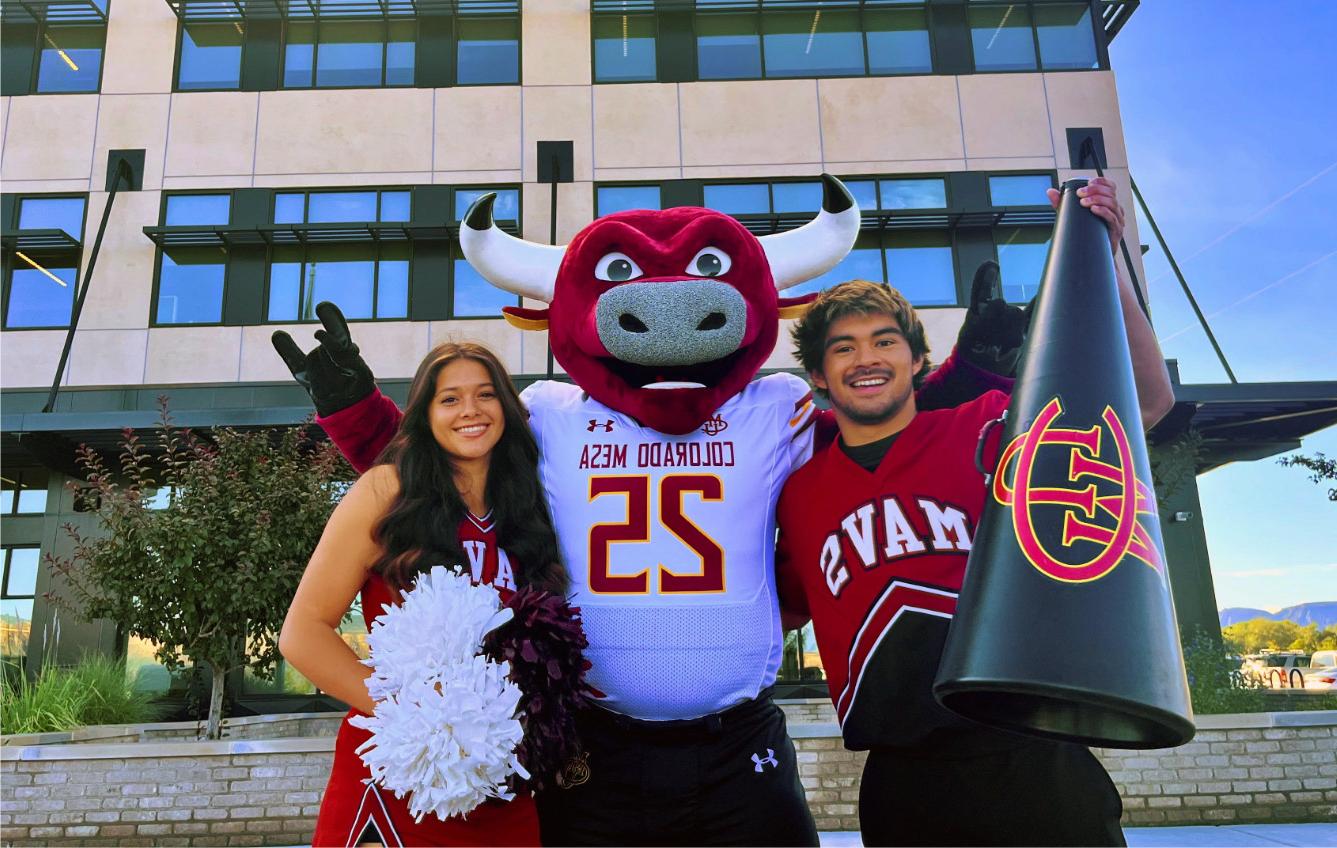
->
<box><xmin>686</xmin><ymin>247</ymin><xmax>732</xmax><ymax>278</ymax></box>
<box><xmin>594</xmin><ymin>252</ymin><xmax>644</xmax><ymax>282</ymax></box>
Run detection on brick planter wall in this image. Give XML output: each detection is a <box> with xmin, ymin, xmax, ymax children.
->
<box><xmin>2</xmin><ymin>708</ymin><xmax>1333</xmax><ymax>845</ymax></box>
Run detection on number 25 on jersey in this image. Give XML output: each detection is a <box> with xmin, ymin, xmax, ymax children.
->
<box><xmin>589</xmin><ymin>474</ymin><xmax>725</xmax><ymax>595</ymax></box>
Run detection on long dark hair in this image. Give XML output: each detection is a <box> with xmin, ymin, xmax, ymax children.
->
<box><xmin>370</xmin><ymin>342</ymin><xmax>567</xmax><ymax>597</ymax></box>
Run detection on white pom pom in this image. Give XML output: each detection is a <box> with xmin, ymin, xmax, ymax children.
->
<box><xmin>352</xmin><ymin>566</ymin><xmax>527</xmax><ymax>822</ymax></box>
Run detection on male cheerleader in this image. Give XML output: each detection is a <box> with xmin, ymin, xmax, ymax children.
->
<box><xmin>775</xmin><ymin>178</ymin><xmax>1172</xmax><ymax>846</ymax></box>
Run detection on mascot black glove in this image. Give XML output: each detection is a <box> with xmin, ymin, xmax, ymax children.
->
<box><xmin>957</xmin><ymin>260</ymin><xmax>1032</xmax><ymax>377</ymax></box>
<box><xmin>272</xmin><ymin>301</ymin><xmax>377</xmax><ymax>417</ymax></box>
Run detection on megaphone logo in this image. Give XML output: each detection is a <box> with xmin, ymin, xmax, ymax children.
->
<box><xmin>992</xmin><ymin>397</ymin><xmax>1162</xmax><ymax>584</ymax></box>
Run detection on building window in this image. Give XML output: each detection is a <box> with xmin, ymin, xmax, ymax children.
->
<box><xmin>886</xmin><ymin>230</ymin><xmax>956</xmax><ymax>305</ymax></box>
<box><xmin>267</xmin><ymin>190</ymin><xmax>412</xmax><ymax>322</ymax></box>
<box><xmin>989</xmin><ymin>174</ymin><xmax>1055</xmax><ymax>206</ymax></box>
<box><xmin>969</xmin><ymin>2</ymin><xmax>1098</xmax><ymax>72</ymax></box>
<box><xmin>761</xmin><ymin>9</ymin><xmax>864</xmax><ymax>79</ymax></box>
<box><xmin>451</xmin><ymin>188</ymin><xmax>521</xmax><ymax>318</ymax></box>
<box><xmin>1</xmin><ymin>6</ymin><xmax>108</xmax><ymax>97</ymax></box>
<box><xmin>1</xmin><ymin>547</ymin><xmax>40</xmax><ymax>665</ymax></box>
<box><xmin>154</xmin><ymin>193</ymin><xmax>231</xmax><ymax>325</ymax></box>
<box><xmin>172</xmin><ymin>7</ymin><xmax>518</xmax><ymax>91</ymax></box>
<box><xmin>2</xmin><ymin>195</ymin><xmax>87</xmax><ymax>329</ymax></box>
<box><xmin>995</xmin><ymin>226</ymin><xmax>1050</xmax><ymax>302</ymax></box>
<box><xmin>865</xmin><ymin>6</ymin><xmax>932</xmax><ymax>75</ymax></box>
<box><xmin>1</xmin><ymin>469</ymin><xmax>49</xmax><ymax>516</ymax></box>
<box><xmin>596</xmin><ymin>185</ymin><xmax>663</xmax><ymax>216</ymax></box>
<box><xmin>592</xmin><ymin>13</ymin><xmax>657</xmax><ymax>83</ymax></box>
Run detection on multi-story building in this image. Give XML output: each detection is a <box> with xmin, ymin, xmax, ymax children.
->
<box><xmin>4</xmin><ymin>0</ymin><xmax>1332</xmax><ymax>710</ymax></box>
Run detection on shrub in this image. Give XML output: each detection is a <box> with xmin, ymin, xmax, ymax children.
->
<box><xmin>0</xmin><ymin>655</ymin><xmax>161</xmax><ymax>735</ymax></box>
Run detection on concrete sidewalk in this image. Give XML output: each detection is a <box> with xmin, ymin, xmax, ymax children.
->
<box><xmin>817</xmin><ymin>823</ymin><xmax>1337</xmax><ymax>847</ymax></box>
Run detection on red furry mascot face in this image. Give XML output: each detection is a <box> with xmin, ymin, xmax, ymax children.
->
<box><xmin>460</xmin><ymin>175</ymin><xmax>859</xmax><ymax>434</ymax></box>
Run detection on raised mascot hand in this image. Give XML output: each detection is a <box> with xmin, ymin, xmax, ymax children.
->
<box><xmin>956</xmin><ymin>260</ymin><xmax>1032</xmax><ymax>377</ymax></box>
<box><xmin>272</xmin><ymin>302</ymin><xmax>377</xmax><ymax>417</ymax></box>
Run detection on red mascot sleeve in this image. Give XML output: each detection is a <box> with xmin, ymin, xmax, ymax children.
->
<box><xmin>316</xmin><ymin>389</ymin><xmax>404</xmax><ymax>474</ymax></box>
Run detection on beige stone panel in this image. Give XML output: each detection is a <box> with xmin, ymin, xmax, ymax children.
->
<box><xmin>0</xmin><ymin>179</ymin><xmax>93</xmax><ymax>194</ymax></box>
<box><xmin>144</xmin><ymin>326</ymin><xmax>242</xmax><ymax>383</ymax></box>
<box><xmin>0</xmin><ymin>330</ymin><xmax>66</xmax><ymax>388</ymax></box>
<box><xmin>433</xmin><ymin>170</ymin><xmax>524</xmax><ymax>185</ymax></box>
<box><xmin>523</xmin><ymin>182</ymin><xmax>594</xmax><ymax>245</ymax></box>
<box><xmin>920</xmin><ymin>307</ymin><xmax>967</xmax><ymax>364</ymax></box>
<box><xmin>823</xmin><ymin>159</ymin><xmax>967</xmax><ymax>177</ymax></box>
<box><xmin>92</xmin><ymin>95</ymin><xmax>171</xmax><ymax>191</ymax></box>
<box><xmin>100</xmin><ymin>0</ymin><xmax>176</xmax><ymax>94</ymax></box>
<box><xmin>521</xmin><ymin>1</ymin><xmax>590</xmax><ymax>87</ymax></box>
<box><xmin>162</xmin><ymin>175</ymin><xmax>254</xmax><ymax>190</ymax></box>
<box><xmin>819</xmin><ymin>76</ymin><xmax>964</xmax><ymax>164</ymax></box>
<box><xmin>255</xmin><ymin>173</ymin><xmax>431</xmax><ymax>189</ymax></box>
<box><xmin>680</xmin><ymin>80</ymin><xmax>821</xmax><ymax>167</ymax></box>
<box><xmin>67</xmin><ymin>329</ymin><xmax>148</xmax><ymax>386</ymax></box>
<box><xmin>434</xmin><ymin>87</ymin><xmax>523</xmax><ymax>173</ymax></box>
<box><xmin>681</xmin><ymin>163</ymin><xmax>823</xmax><ymax>180</ymax></box>
<box><xmin>430</xmin><ymin>319</ymin><xmax>525</xmax><ymax>374</ymax></box>
<box><xmin>77</xmin><ymin>191</ymin><xmax>159</xmax><ymax>330</ymax></box>
<box><xmin>1</xmin><ymin>95</ymin><xmax>98</xmax><ymax>182</ymax></box>
<box><xmin>966</xmin><ymin>157</ymin><xmax>1057</xmax><ymax>173</ymax></box>
<box><xmin>519</xmin><ymin>327</ymin><xmax>561</xmax><ymax>377</ymax></box>
<box><xmin>254</xmin><ymin>89</ymin><xmax>432</xmax><ymax>176</ymax></box>
<box><xmin>763</xmin><ymin>329</ymin><xmax>801</xmax><ymax>371</ymax></box>
<box><xmin>957</xmin><ymin>74</ymin><xmax>1053</xmax><ymax>160</ymax></box>
<box><xmin>593</xmin><ymin>167</ymin><xmax>684</xmax><ymax>183</ymax></box>
<box><xmin>165</xmin><ymin>92</ymin><xmax>258</xmax><ymax>177</ymax></box>
<box><xmin>592</xmin><ymin>84</ymin><xmax>680</xmax><ymax>170</ymax></box>
<box><xmin>240</xmin><ymin>320</ymin><xmax>431</xmax><ymax>384</ymax></box>
<box><xmin>521</xmin><ymin>87</ymin><xmax>593</xmax><ymax>182</ymax></box>
<box><xmin>1043</xmin><ymin>71</ymin><xmax>1128</xmax><ymax>169</ymax></box>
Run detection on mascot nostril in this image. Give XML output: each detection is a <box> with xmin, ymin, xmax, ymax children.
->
<box><xmin>619</xmin><ymin>313</ymin><xmax>650</xmax><ymax>334</ymax></box>
<box><xmin>697</xmin><ymin>312</ymin><xmax>727</xmax><ymax>332</ymax></box>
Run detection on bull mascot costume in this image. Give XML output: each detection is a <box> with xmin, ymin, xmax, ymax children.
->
<box><xmin>274</xmin><ymin>175</ymin><xmax>1020</xmax><ymax>846</ymax></box>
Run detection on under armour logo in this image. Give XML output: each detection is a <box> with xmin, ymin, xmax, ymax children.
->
<box><xmin>701</xmin><ymin>415</ymin><xmax>728</xmax><ymax>436</ymax></box>
<box><xmin>751</xmin><ymin>749</ymin><xmax>778</xmax><ymax>772</ymax></box>
<box><xmin>587</xmin><ymin>419</ymin><xmax>615</xmax><ymax>432</ymax></box>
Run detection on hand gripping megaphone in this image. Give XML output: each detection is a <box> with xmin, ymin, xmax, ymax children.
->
<box><xmin>932</xmin><ymin>179</ymin><xmax>1194</xmax><ymax>749</ymax></box>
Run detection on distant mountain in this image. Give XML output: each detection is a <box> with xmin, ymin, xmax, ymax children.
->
<box><xmin>1219</xmin><ymin>602</ymin><xmax>1337</xmax><ymax>630</ymax></box>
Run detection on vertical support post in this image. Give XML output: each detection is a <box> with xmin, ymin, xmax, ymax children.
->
<box><xmin>536</xmin><ymin>141</ymin><xmax>574</xmax><ymax>380</ymax></box>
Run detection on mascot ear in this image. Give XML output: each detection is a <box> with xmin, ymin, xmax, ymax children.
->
<box><xmin>778</xmin><ymin>292</ymin><xmax>819</xmax><ymax>320</ymax></box>
<box><xmin>502</xmin><ymin>305</ymin><xmax>551</xmax><ymax>331</ymax></box>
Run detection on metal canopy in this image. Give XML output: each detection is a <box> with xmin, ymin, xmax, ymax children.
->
<box><xmin>1</xmin><ymin>228</ymin><xmax>82</xmax><ymax>252</ymax></box>
<box><xmin>164</xmin><ymin>0</ymin><xmax>513</xmax><ymax>21</ymax></box>
<box><xmin>1100</xmin><ymin>0</ymin><xmax>1139</xmax><ymax>42</ymax></box>
<box><xmin>0</xmin><ymin>0</ymin><xmax>106</xmax><ymax>24</ymax></box>
<box><xmin>1173</xmin><ymin>380</ymin><xmax>1337</xmax><ymax>473</ymax></box>
<box><xmin>142</xmin><ymin>219</ymin><xmax>518</xmax><ymax>248</ymax></box>
<box><xmin>728</xmin><ymin>207</ymin><xmax>1055</xmax><ymax>236</ymax></box>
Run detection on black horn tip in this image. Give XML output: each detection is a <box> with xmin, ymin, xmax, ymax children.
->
<box><xmin>463</xmin><ymin>193</ymin><xmax>498</xmax><ymax>231</ymax></box>
<box><xmin>820</xmin><ymin>173</ymin><xmax>855</xmax><ymax>214</ymax></box>
<box><xmin>1061</xmin><ymin>178</ymin><xmax>1090</xmax><ymax>194</ymax></box>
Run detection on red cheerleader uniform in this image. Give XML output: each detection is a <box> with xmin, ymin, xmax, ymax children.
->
<box><xmin>311</xmin><ymin>510</ymin><xmax>540</xmax><ymax>848</ymax></box>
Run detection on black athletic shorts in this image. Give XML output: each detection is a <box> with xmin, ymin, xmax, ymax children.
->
<box><xmin>858</xmin><ymin>737</ymin><xmax>1125</xmax><ymax>847</ymax></box>
<box><xmin>535</xmin><ymin>688</ymin><xmax>819</xmax><ymax>847</ymax></box>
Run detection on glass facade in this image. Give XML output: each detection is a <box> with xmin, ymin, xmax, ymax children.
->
<box><xmin>989</xmin><ymin>174</ymin><xmax>1054</xmax><ymax>206</ymax></box>
<box><xmin>596</xmin><ymin>186</ymin><xmax>663</xmax><ymax>216</ymax></box>
<box><xmin>1</xmin><ymin>547</ymin><xmax>40</xmax><ymax>666</ymax></box>
<box><xmin>156</xmin><ymin>194</ymin><xmax>231</xmax><ymax>325</ymax></box>
<box><xmin>970</xmin><ymin>2</ymin><xmax>1098</xmax><ymax>72</ymax></box>
<box><xmin>592</xmin><ymin>13</ymin><xmax>657</xmax><ymax>83</ymax></box>
<box><xmin>0</xmin><ymin>470</ymin><xmax>49</xmax><ymax>516</ymax></box>
<box><xmin>35</xmin><ymin>24</ymin><xmax>106</xmax><ymax>93</ymax></box>
<box><xmin>4</xmin><ymin>196</ymin><xmax>86</xmax><ymax>329</ymax></box>
<box><xmin>996</xmin><ymin>225</ymin><xmax>1052</xmax><ymax>302</ymax></box>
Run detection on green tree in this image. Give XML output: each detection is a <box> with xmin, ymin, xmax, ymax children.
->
<box><xmin>1277</xmin><ymin>451</ymin><xmax>1336</xmax><ymax>502</ymax></box>
<box><xmin>48</xmin><ymin>403</ymin><xmax>349</xmax><ymax>739</ymax></box>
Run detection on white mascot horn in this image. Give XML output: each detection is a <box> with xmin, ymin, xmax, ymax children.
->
<box><xmin>760</xmin><ymin>173</ymin><xmax>861</xmax><ymax>290</ymax></box>
<box><xmin>459</xmin><ymin>194</ymin><xmax>564</xmax><ymax>304</ymax></box>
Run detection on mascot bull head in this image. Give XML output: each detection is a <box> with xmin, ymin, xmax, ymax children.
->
<box><xmin>460</xmin><ymin>174</ymin><xmax>860</xmax><ymax>435</ymax></box>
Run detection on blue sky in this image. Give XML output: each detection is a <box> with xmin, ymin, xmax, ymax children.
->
<box><xmin>1109</xmin><ymin>4</ymin><xmax>1335</xmax><ymax>612</ymax></box>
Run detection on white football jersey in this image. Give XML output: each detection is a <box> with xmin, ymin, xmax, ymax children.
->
<box><xmin>523</xmin><ymin>375</ymin><xmax>817</xmax><ymax>720</ymax></box>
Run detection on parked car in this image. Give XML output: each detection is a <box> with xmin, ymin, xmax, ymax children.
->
<box><xmin>1303</xmin><ymin>650</ymin><xmax>1337</xmax><ymax>690</ymax></box>
<box><xmin>1241</xmin><ymin>652</ymin><xmax>1311</xmax><ymax>689</ymax></box>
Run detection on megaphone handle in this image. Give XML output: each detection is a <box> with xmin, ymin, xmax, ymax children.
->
<box><xmin>975</xmin><ymin>410</ymin><xmax>1008</xmax><ymax>481</ymax></box>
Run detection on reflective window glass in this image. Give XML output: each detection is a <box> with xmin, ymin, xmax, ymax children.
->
<box><xmin>989</xmin><ymin>174</ymin><xmax>1052</xmax><ymax>206</ymax></box>
<box><xmin>844</xmin><ymin>180</ymin><xmax>879</xmax><ymax>212</ymax></box>
<box><xmin>762</xmin><ymin>10</ymin><xmax>863</xmax><ymax>78</ymax></box>
<box><xmin>996</xmin><ymin>226</ymin><xmax>1050</xmax><ymax>302</ymax></box>
<box><xmin>35</xmin><ymin>25</ymin><xmax>103</xmax><ymax>93</ymax></box>
<box><xmin>786</xmin><ymin>246</ymin><xmax>884</xmax><ymax>298</ymax></box>
<box><xmin>0</xmin><ymin>491</ymin><xmax>8</xmax><ymax>514</ymax></box>
<box><xmin>283</xmin><ymin>22</ymin><xmax>316</xmax><ymax>88</ymax></box>
<box><xmin>379</xmin><ymin>191</ymin><xmax>411</xmax><ymax>222</ymax></box>
<box><xmin>316</xmin><ymin>21</ymin><xmax>383</xmax><ymax>88</ymax></box>
<box><xmin>597</xmin><ymin>186</ymin><xmax>662</xmax><ymax>216</ymax></box>
<box><xmin>165</xmin><ymin>194</ymin><xmax>230</xmax><ymax>226</ymax></box>
<box><xmin>308</xmin><ymin>192</ymin><xmax>378</xmax><ymax>223</ymax></box>
<box><xmin>886</xmin><ymin>232</ymin><xmax>955</xmax><ymax>305</ymax></box>
<box><xmin>697</xmin><ymin>13</ymin><xmax>761</xmax><ymax>80</ymax></box>
<box><xmin>6</xmin><ymin>262</ymin><xmax>77</xmax><ymax>328</ymax></box>
<box><xmin>307</xmin><ymin>245</ymin><xmax>376</xmax><ymax>318</ymax></box>
<box><xmin>268</xmin><ymin>252</ymin><xmax>304</xmax><ymax>321</ymax></box>
<box><xmin>970</xmin><ymin>4</ymin><xmax>1036</xmax><ymax>71</ymax></box>
<box><xmin>1035</xmin><ymin>3</ymin><xmax>1097</xmax><ymax>70</ymax></box>
<box><xmin>385</xmin><ymin>19</ymin><xmax>415</xmax><ymax>86</ymax></box>
<box><xmin>274</xmin><ymin>193</ymin><xmax>306</xmax><ymax>224</ymax></box>
<box><xmin>0</xmin><ymin>597</ymin><xmax>34</xmax><ymax>663</ymax></box>
<box><xmin>865</xmin><ymin>7</ymin><xmax>932</xmax><ymax>75</ymax></box>
<box><xmin>2</xmin><ymin>472</ymin><xmax>49</xmax><ymax>515</ymax></box>
<box><xmin>593</xmin><ymin>14</ymin><xmax>657</xmax><ymax>83</ymax></box>
<box><xmin>376</xmin><ymin>245</ymin><xmax>410</xmax><ymax>319</ymax></box>
<box><xmin>454</xmin><ymin>257</ymin><xmax>517</xmax><ymax>317</ymax></box>
<box><xmin>457</xmin><ymin>16</ymin><xmax>520</xmax><ymax>85</ymax></box>
<box><xmin>772</xmin><ymin>181</ymin><xmax>823</xmax><ymax>213</ymax></box>
<box><xmin>18</xmin><ymin>197</ymin><xmax>86</xmax><ymax>239</ymax></box>
<box><xmin>178</xmin><ymin>22</ymin><xmax>244</xmax><ymax>90</ymax></box>
<box><xmin>880</xmin><ymin>178</ymin><xmax>947</xmax><ymax>209</ymax></box>
<box><xmin>5</xmin><ymin>548</ymin><xmax>41</xmax><ymax>596</ymax></box>
<box><xmin>454</xmin><ymin>188</ymin><xmax>520</xmax><ymax>221</ymax></box>
<box><xmin>157</xmin><ymin>247</ymin><xmax>226</xmax><ymax>324</ymax></box>
<box><xmin>703</xmin><ymin>183</ymin><xmax>769</xmax><ymax>215</ymax></box>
